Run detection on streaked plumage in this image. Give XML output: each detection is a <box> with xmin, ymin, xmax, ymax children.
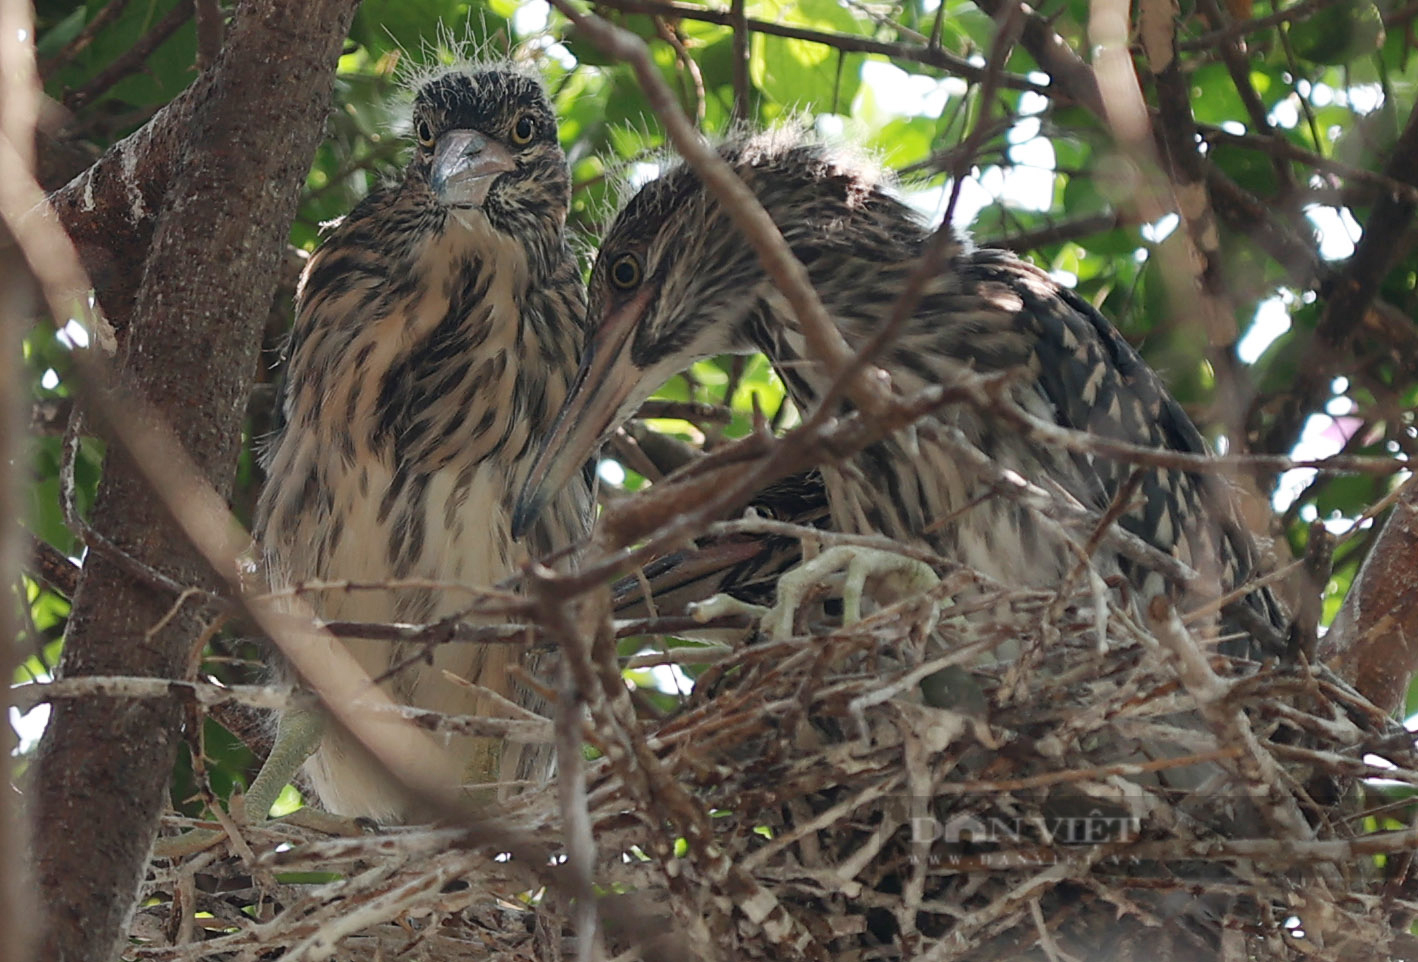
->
<box><xmin>516</xmin><ymin>131</ymin><xmax>1285</xmax><ymax>656</ymax></box>
<box><xmin>256</xmin><ymin>65</ymin><xmax>592</xmax><ymax>821</ymax></box>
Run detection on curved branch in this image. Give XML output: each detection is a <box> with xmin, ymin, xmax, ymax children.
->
<box><xmin>587</xmin><ymin>0</ymin><xmax>1050</xmax><ymax>95</ymax></box>
<box><xmin>43</xmin><ymin>86</ymin><xmax>198</xmax><ymax>330</ymax></box>
<box><xmin>1322</xmin><ymin>479</ymin><xmax>1418</xmax><ymax>713</ymax></box>
<box><xmin>63</xmin><ymin>0</ymin><xmax>195</xmax><ymax>110</ymax></box>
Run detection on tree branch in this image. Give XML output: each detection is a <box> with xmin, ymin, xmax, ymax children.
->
<box><xmin>43</xmin><ymin>86</ymin><xmax>199</xmax><ymax>330</ymax></box>
<box><xmin>0</xmin><ymin>6</ymin><xmax>39</xmax><ymax>957</ymax></box>
<box><xmin>588</xmin><ymin>0</ymin><xmax>1050</xmax><ymax>95</ymax></box>
<box><xmin>1322</xmin><ymin>478</ymin><xmax>1418</xmax><ymax>713</ymax></box>
<box><xmin>63</xmin><ymin>0</ymin><xmax>194</xmax><ymax>110</ymax></box>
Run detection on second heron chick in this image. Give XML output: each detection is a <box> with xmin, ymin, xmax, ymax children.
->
<box><xmin>514</xmin><ymin>130</ymin><xmax>1285</xmax><ymax>656</ymax></box>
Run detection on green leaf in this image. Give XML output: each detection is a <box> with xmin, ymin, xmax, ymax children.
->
<box><xmin>1288</xmin><ymin>0</ymin><xmax>1385</xmax><ymax>66</ymax></box>
<box><xmin>351</xmin><ymin>0</ymin><xmax>504</xmax><ymax>59</ymax></box>
<box><xmin>1210</xmin><ymin>142</ymin><xmax>1277</xmax><ymax>198</ymax></box>
<box><xmin>1060</xmin><ymin>172</ymin><xmax>1108</xmax><ymax>218</ymax></box>
<box><xmin>871</xmin><ymin>116</ymin><xmax>936</xmax><ymax>168</ymax></box>
<box><xmin>1189</xmin><ymin>63</ymin><xmax>1249</xmax><ymax>126</ymax></box>
<box><xmin>749</xmin><ymin>0</ymin><xmax>865</xmax><ymax>112</ymax></box>
<box><xmin>1314</xmin><ymin>473</ymin><xmax>1378</xmax><ymax>517</ymax></box>
<box><xmin>44</xmin><ymin>0</ymin><xmax>199</xmax><ymax>113</ymax></box>
<box><xmin>36</xmin><ymin>6</ymin><xmax>86</xmax><ymax>59</ymax></box>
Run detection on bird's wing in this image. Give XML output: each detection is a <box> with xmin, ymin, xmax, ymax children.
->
<box><xmin>612</xmin><ymin>470</ymin><xmax>831</xmax><ymax>616</ymax></box>
<box><xmin>262</xmin><ymin>185</ymin><xmax>403</xmax><ymax>459</ymax></box>
<box><xmin>960</xmin><ymin>248</ymin><xmax>1287</xmax><ymax>650</ymax></box>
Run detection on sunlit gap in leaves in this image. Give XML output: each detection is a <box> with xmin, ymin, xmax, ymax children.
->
<box><xmin>1364</xmin><ymin>736</ymin><xmax>1413</xmax><ymax>789</ymax></box>
<box><xmin>648</xmin><ymin>663</ymin><xmax>693</xmax><ymax>697</ymax></box>
<box><xmin>58</xmin><ymin>317</ymin><xmax>90</xmax><ymax>349</ymax></box>
<box><xmin>895</xmin><ymin>71</ymin><xmax>1056</xmax><ymax>232</ymax></box>
<box><xmin>10</xmin><ymin>703</ymin><xmax>50</xmax><ymax>755</ymax></box>
<box><xmin>1305</xmin><ymin>206</ymin><xmax>1361</xmax><ymax>261</ymax></box>
<box><xmin>597</xmin><ymin>459</ymin><xmax>626</xmax><ymax>487</ymax></box>
<box><xmin>33</xmin><ymin>317</ymin><xmax>94</xmax><ymax>390</ymax></box>
<box><xmin>1270</xmin><ymin>80</ymin><xmax>1385</xmax><ymax>132</ymax></box>
<box><xmin>509</xmin><ymin>1</ymin><xmax>551</xmax><ymax>40</ymax></box>
<box><xmin>1266</xmin><ymin>77</ymin><xmax>1373</xmax><ymax>266</ymax></box>
<box><xmin>628</xmin><ymin>161</ymin><xmax>662</xmax><ymax>189</ymax></box>
<box><xmin>1272</xmin><ymin>376</ymin><xmax>1369</xmax><ymax>534</ymax></box>
<box><xmin>1140</xmin><ymin>212</ymin><xmax>1179</xmax><ymax>244</ymax></box>
<box><xmin>859</xmin><ymin>61</ymin><xmax>958</xmax><ymax>118</ymax></box>
<box><xmin>1237</xmin><ymin>295</ymin><xmax>1293</xmax><ymax>365</ymax></box>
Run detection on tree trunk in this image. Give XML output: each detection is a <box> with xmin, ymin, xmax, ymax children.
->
<box><xmin>27</xmin><ymin>2</ymin><xmax>358</xmax><ymax>958</ymax></box>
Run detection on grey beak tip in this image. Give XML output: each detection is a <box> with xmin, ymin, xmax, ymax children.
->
<box><xmin>510</xmin><ymin>497</ymin><xmax>538</xmax><ymax>540</ymax></box>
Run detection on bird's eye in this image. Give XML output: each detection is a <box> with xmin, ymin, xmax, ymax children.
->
<box><xmin>511</xmin><ymin>114</ymin><xmax>536</xmax><ymax>145</ymax></box>
<box><xmin>608</xmin><ymin>253</ymin><xmax>643</xmax><ymax>291</ymax></box>
<box><xmin>415</xmin><ymin>118</ymin><xmax>435</xmax><ymax>149</ymax></box>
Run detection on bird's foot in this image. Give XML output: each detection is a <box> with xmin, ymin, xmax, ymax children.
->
<box><xmin>153</xmin><ymin>706</ymin><xmax>329</xmax><ymax>859</ymax></box>
<box><xmin>766</xmin><ymin>545</ymin><xmax>941</xmax><ymax>641</ymax></box>
<box><xmin>687</xmin><ymin>594</ymin><xmax>771</xmax><ymax>624</ymax></box>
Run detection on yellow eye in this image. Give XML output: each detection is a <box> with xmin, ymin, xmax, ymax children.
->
<box><xmin>608</xmin><ymin>253</ymin><xmax>643</xmax><ymax>291</ymax></box>
<box><xmin>511</xmin><ymin>114</ymin><xmax>535</xmax><ymax>145</ymax></box>
<box><xmin>415</xmin><ymin>118</ymin><xmax>435</xmax><ymax>149</ymax></box>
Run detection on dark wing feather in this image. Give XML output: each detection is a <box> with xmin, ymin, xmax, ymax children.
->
<box><xmin>964</xmin><ymin>248</ymin><xmax>1286</xmax><ymax>656</ymax></box>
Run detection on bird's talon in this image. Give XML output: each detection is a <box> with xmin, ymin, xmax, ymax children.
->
<box><xmin>688</xmin><ymin>594</ymin><xmax>771</xmax><ymax>623</ymax></box>
<box><xmin>763</xmin><ymin>546</ymin><xmax>941</xmax><ymax>640</ymax></box>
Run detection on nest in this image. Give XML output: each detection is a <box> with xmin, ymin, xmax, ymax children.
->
<box><xmin>131</xmin><ymin>526</ymin><xmax>1418</xmax><ymax>962</ymax></box>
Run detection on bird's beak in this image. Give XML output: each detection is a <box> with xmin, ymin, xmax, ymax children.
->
<box><xmin>513</xmin><ymin>289</ymin><xmax>654</xmax><ymax>538</ymax></box>
<box><xmin>430</xmin><ymin>129</ymin><xmax>515</xmax><ymax>207</ymax></box>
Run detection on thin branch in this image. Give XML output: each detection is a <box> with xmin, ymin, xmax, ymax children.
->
<box><xmin>1193</xmin><ymin>0</ymin><xmax>1291</xmax><ymax>191</ymax></box>
<box><xmin>64</xmin><ymin>0</ymin><xmax>195</xmax><ymax>110</ymax></box>
<box><xmin>1178</xmin><ymin>0</ymin><xmax>1346</xmax><ymax>51</ymax></box>
<box><xmin>37</xmin><ymin>0</ymin><xmax>132</xmax><ymax>78</ymax></box>
<box><xmin>728</xmin><ymin>0</ymin><xmax>749</xmax><ymax>123</ymax></box>
<box><xmin>973</xmin><ymin>0</ymin><xmax>1102</xmax><ymax>114</ymax></box>
<box><xmin>1199</xmin><ymin>124</ymin><xmax>1418</xmax><ymax>204</ymax></box>
<box><xmin>13</xmin><ymin>676</ymin><xmax>553</xmax><ymax>741</ymax></box>
<box><xmin>25</xmin><ymin>532</ymin><xmax>80</xmax><ymax>597</ymax></box>
<box><xmin>980</xmin><ymin>211</ymin><xmax>1127</xmax><ymax>251</ymax></box>
<box><xmin>0</xmin><ymin>10</ymin><xmax>37</xmax><ymax>962</ymax></box>
<box><xmin>588</xmin><ymin>0</ymin><xmax>1050</xmax><ymax>95</ymax></box>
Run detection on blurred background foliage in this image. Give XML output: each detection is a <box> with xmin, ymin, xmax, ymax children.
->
<box><xmin>13</xmin><ymin>0</ymin><xmax>1418</xmax><ymax>820</ymax></box>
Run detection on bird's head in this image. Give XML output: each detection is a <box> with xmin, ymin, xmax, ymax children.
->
<box><xmin>406</xmin><ymin>66</ymin><xmax>568</xmax><ymax>237</ymax></box>
<box><xmin>513</xmin><ymin>131</ymin><xmax>898</xmax><ymax>536</ymax></box>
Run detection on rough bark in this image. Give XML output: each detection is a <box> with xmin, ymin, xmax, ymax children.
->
<box><xmin>44</xmin><ymin>85</ymin><xmax>199</xmax><ymax>332</ymax></box>
<box><xmin>27</xmin><ymin>2</ymin><xmax>358</xmax><ymax>960</ymax></box>
<box><xmin>1322</xmin><ymin>481</ymin><xmax>1418</xmax><ymax>713</ymax></box>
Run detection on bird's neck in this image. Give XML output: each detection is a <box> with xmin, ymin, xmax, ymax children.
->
<box><xmin>746</xmin><ymin>232</ymin><xmax>969</xmax><ymax>412</ymax></box>
<box><xmin>438</xmin><ymin>208</ymin><xmax>534</xmax><ymax>292</ymax></box>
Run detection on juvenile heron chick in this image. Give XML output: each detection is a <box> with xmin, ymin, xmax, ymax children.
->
<box><xmin>254</xmin><ymin>65</ymin><xmax>591</xmax><ymax>822</ymax></box>
<box><xmin>515</xmin><ymin>132</ymin><xmax>1284</xmax><ymax>654</ymax></box>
